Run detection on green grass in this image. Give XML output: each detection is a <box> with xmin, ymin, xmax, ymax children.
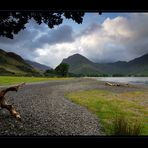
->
<box><xmin>66</xmin><ymin>89</ymin><xmax>148</xmax><ymax>135</ymax></box>
<box><xmin>112</xmin><ymin>115</ymin><xmax>143</xmax><ymax>135</ymax></box>
<box><xmin>0</xmin><ymin>76</ymin><xmax>73</xmax><ymax>86</ymax></box>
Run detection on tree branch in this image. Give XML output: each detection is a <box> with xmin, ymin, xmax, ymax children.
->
<box><xmin>0</xmin><ymin>82</ymin><xmax>25</xmax><ymax>121</ymax></box>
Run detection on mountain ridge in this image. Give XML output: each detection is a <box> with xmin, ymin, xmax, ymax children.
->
<box><xmin>1</xmin><ymin>48</ymin><xmax>148</xmax><ymax>76</ymax></box>
<box><xmin>25</xmin><ymin>60</ymin><xmax>51</xmax><ymax>71</ymax></box>
<box><xmin>62</xmin><ymin>53</ymin><xmax>101</xmax><ymax>74</ymax></box>
<box><xmin>62</xmin><ymin>53</ymin><xmax>148</xmax><ymax>76</ymax></box>
<box><xmin>0</xmin><ymin>49</ymin><xmax>40</xmax><ymax>76</ymax></box>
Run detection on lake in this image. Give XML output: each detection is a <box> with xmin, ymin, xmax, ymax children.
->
<box><xmin>93</xmin><ymin>77</ymin><xmax>148</xmax><ymax>85</ymax></box>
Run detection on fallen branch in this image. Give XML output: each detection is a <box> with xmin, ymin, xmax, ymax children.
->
<box><xmin>105</xmin><ymin>82</ymin><xmax>130</xmax><ymax>87</ymax></box>
<box><xmin>0</xmin><ymin>83</ymin><xmax>25</xmax><ymax>121</ymax></box>
<box><xmin>105</xmin><ymin>82</ymin><xmax>120</xmax><ymax>86</ymax></box>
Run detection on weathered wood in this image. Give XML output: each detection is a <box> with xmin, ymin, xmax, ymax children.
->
<box><xmin>0</xmin><ymin>83</ymin><xmax>25</xmax><ymax>121</ymax></box>
<box><xmin>105</xmin><ymin>82</ymin><xmax>114</xmax><ymax>86</ymax></box>
<box><xmin>105</xmin><ymin>82</ymin><xmax>130</xmax><ymax>87</ymax></box>
<box><xmin>105</xmin><ymin>82</ymin><xmax>120</xmax><ymax>86</ymax></box>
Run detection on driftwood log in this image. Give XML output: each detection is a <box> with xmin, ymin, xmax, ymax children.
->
<box><xmin>105</xmin><ymin>82</ymin><xmax>130</xmax><ymax>87</ymax></box>
<box><xmin>105</xmin><ymin>82</ymin><xmax>120</xmax><ymax>86</ymax></box>
<box><xmin>0</xmin><ymin>83</ymin><xmax>25</xmax><ymax>121</ymax></box>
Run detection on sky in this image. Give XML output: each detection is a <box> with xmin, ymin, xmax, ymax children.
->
<box><xmin>0</xmin><ymin>13</ymin><xmax>148</xmax><ymax>68</ymax></box>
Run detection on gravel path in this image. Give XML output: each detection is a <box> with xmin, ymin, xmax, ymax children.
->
<box><xmin>0</xmin><ymin>78</ymin><xmax>106</xmax><ymax>136</ymax></box>
<box><xmin>0</xmin><ymin>78</ymin><xmax>144</xmax><ymax>136</ymax></box>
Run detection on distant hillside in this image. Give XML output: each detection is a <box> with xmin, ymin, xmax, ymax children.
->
<box><xmin>62</xmin><ymin>54</ymin><xmax>101</xmax><ymax>74</ymax></box>
<box><xmin>95</xmin><ymin>53</ymin><xmax>148</xmax><ymax>76</ymax></box>
<box><xmin>127</xmin><ymin>53</ymin><xmax>148</xmax><ymax>75</ymax></box>
<box><xmin>25</xmin><ymin>60</ymin><xmax>51</xmax><ymax>71</ymax></box>
<box><xmin>61</xmin><ymin>53</ymin><xmax>148</xmax><ymax>76</ymax></box>
<box><xmin>0</xmin><ymin>49</ymin><xmax>40</xmax><ymax>76</ymax></box>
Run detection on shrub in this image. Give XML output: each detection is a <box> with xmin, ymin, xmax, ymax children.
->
<box><xmin>111</xmin><ymin>116</ymin><xmax>143</xmax><ymax>135</ymax></box>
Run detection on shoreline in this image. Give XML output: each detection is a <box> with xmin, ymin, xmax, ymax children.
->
<box><xmin>0</xmin><ymin>78</ymin><xmax>102</xmax><ymax>135</ymax></box>
<box><xmin>1</xmin><ymin>76</ymin><xmax>148</xmax><ymax>91</ymax></box>
<box><xmin>0</xmin><ymin>77</ymin><xmax>147</xmax><ymax>135</ymax></box>
<box><xmin>1</xmin><ymin>76</ymin><xmax>148</xmax><ymax>88</ymax></box>
<box><xmin>86</xmin><ymin>77</ymin><xmax>148</xmax><ymax>89</ymax></box>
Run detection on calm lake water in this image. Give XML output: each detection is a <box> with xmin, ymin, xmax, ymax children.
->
<box><xmin>94</xmin><ymin>77</ymin><xmax>148</xmax><ymax>85</ymax></box>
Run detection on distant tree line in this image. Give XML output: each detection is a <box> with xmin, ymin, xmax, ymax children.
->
<box><xmin>44</xmin><ymin>64</ymin><xmax>111</xmax><ymax>77</ymax></box>
<box><xmin>44</xmin><ymin>64</ymin><xmax>147</xmax><ymax>78</ymax></box>
<box><xmin>44</xmin><ymin>68</ymin><xmax>148</xmax><ymax>77</ymax></box>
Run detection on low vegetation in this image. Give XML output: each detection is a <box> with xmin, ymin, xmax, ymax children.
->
<box><xmin>66</xmin><ymin>89</ymin><xmax>148</xmax><ymax>135</ymax></box>
<box><xmin>112</xmin><ymin>115</ymin><xmax>143</xmax><ymax>135</ymax></box>
<box><xmin>0</xmin><ymin>76</ymin><xmax>72</xmax><ymax>86</ymax></box>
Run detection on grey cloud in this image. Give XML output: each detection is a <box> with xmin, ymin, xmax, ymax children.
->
<box><xmin>118</xmin><ymin>14</ymin><xmax>148</xmax><ymax>59</ymax></box>
<box><xmin>0</xmin><ymin>21</ymin><xmax>43</xmax><ymax>60</ymax></box>
<box><xmin>37</xmin><ymin>25</ymin><xmax>74</xmax><ymax>45</ymax></box>
<box><xmin>1</xmin><ymin>13</ymin><xmax>148</xmax><ymax>68</ymax></box>
<box><xmin>76</xmin><ymin>23</ymin><xmax>101</xmax><ymax>37</ymax></box>
<box><xmin>0</xmin><ymin>19</ymin><xmax>42</xmax><ymax>44</ymax></box>
<box><xmin>0</xmin><ymin>23</ymin><xmax>74</xmax><ymax>51</ymax></box>
<box><xmin>77</xmin><ymin>14</ymin><xmax>148</xmax><ymax>64</ymax></box>
<box><xmin>0</xmin><ymin>20</ymin><xmax>75</xmax><ymax>62</ymax></box>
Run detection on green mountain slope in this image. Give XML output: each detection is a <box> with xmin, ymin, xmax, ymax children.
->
<box><xmin>61</xmin><ymin>53</ymin><xmax>148</xmax><ymax>76</ymax></box>
<box><xmin>62</xmin><ymin>54</ymin><xmax>101</xmax><ymax>74</ymax></box>
<box><xmin>0</xmin><ymin>49</ymin><xmax>40</xmax><ymax>76</ymax></box>
<box><xmin>25</xmin><ymin>60</ymin><xmax>51</xmax><ymax>71</ymax></box>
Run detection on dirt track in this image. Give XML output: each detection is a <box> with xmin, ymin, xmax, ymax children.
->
<box><xmin>0</xmin><ymin>78</ymin><xmax>105</xmax><ymax>135</ymax></box>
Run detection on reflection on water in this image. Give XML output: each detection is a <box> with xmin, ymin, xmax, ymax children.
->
<box><xmin>94</xmin><ymin>77</ymin><xmax>148</xmax><ymax>85</ymax></box>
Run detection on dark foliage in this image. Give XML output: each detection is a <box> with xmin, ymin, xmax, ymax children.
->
<box><xmin>44</xmin><ymin>69</ymin><xmax>56</xmax><ymax>77</ymax></box>
<box><xmin>0</xmin><ymin>11</ymin><xmax>85</xmax><ymax>39</ymax></box>
<box><xmin>55</xmin><ymin>63</ymin><xmax>69</xmax><ymax>77</ymax></box>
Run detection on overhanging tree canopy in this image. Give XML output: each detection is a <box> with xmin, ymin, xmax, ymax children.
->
<box><xmin>0</xmin><ymin>11</ymin><xmax>85</xmax><ymax>39</ymax></box>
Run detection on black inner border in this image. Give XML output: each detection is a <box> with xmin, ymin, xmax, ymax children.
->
<box><xmin>0</xmin><ymin>0</ymin><xmax>147</xmax><ymax>146</ymax></box>
<box><xmin>0</xmin><ymin>0</ymin><xmax>148</xmax><ymax>11</ymax></box>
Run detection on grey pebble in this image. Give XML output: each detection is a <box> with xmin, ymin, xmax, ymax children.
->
<box><xmin>0</xmin><ymin>78</ymin><xmax>106</xmax><ymax>136</ymax></box>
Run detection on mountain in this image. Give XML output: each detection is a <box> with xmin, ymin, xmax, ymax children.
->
<box><xmin>61</xmin><ymin>53</ymin><xmax>148</xmax><ymax>76</ymax></box>
<box><xmin>25</xmin><ymin>60</ymin><xmax>51</xmax><ymax>71</ymax></box>
<box><xmin>127</xmin><ymin>53</ymin><xmax>148</xmax><ymax>75</ymax></box>
<box><xmin>106</xmin><ymin>53</ymin><xmax>148</xmax><ymax>75</ymax></box>
<box><xmin>62</xmin><ymin>53</ymin><xmax>101</xmax><ymax>74</ymax></box>
<box><xmin>0</xmin><ymin>49</ymin><xmax>40</xmax><ymax>76</ymax></box>
<box><xmin>1</xmin><ymin>47</ymin><xmax>147</xmax><ymax>76</ymax></box>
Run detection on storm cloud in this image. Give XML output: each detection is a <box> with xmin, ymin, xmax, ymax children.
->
<box><xmin>0</xmin><ymin>19</ymin><xmax>75</xmax><ymax>63</ymax></box>
<box><xmin>75</xmin><ymin>13</ymin><xmax>148</xmax><ymax>63</ymax></box>
<box><xmin>37</xmin><ymin>25</ymin><xmax>74</xmax><ymax>45</ymax></box>
<box><xmin>0</xmin><ymin>13</ymin><xmax>148</xmax><ymax>68</ymax></box>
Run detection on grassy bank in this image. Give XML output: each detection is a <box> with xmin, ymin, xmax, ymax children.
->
<box><xmin>0</xmin><ymin>76</ymin><xmax>73</xmax><ymax>86</ymax></box>
<box><xmin>66</xmin><ymin>89</ymin><xmax>148</xmax><ymax>135</ymax></box>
